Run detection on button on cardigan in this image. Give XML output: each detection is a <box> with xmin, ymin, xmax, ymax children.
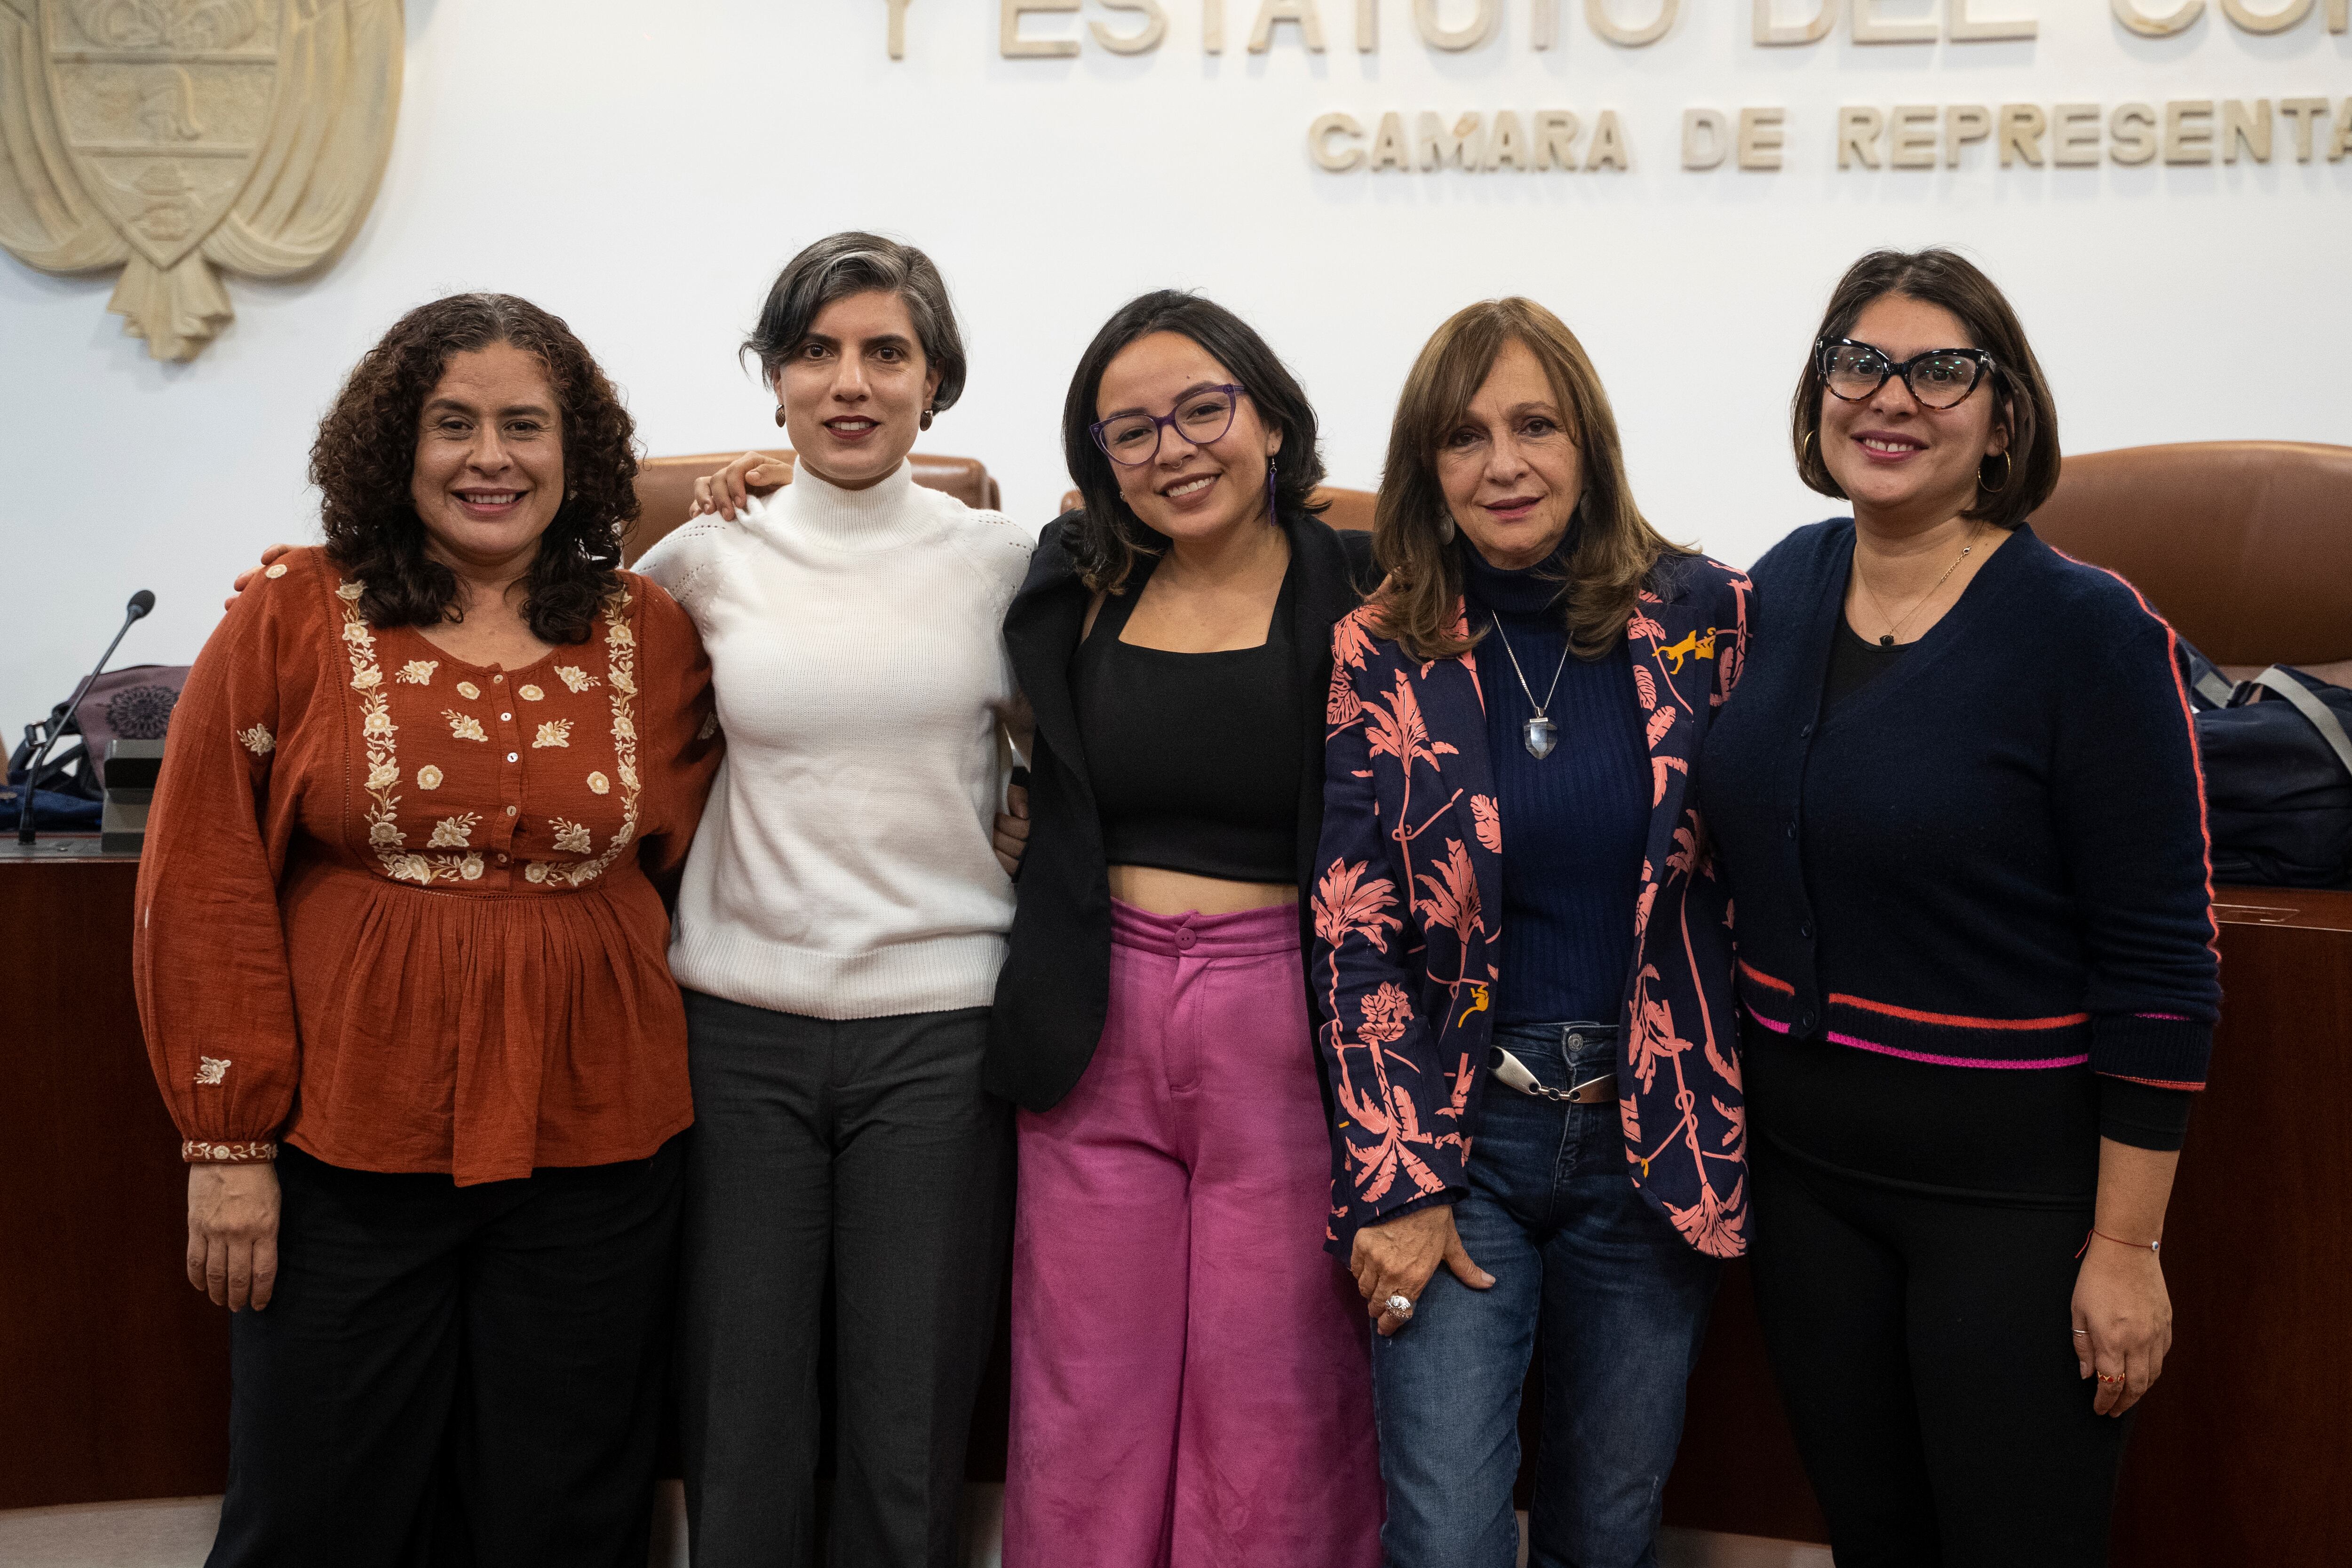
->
<box><xmin>1696</xmin><ymin>519</ymin><xmax>2220</xmax><ymax>1092</ymax></box>
<box><xmin>134</xmin><ymin>548</ymin><xmax>722</xmax><ymax>1185</ymax></box>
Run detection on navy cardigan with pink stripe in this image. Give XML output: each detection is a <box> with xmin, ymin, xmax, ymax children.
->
<box><xmin>1697</xmin><ymin>518</ymin><xmax>2219</xmax><ymax>1091</ymax></box>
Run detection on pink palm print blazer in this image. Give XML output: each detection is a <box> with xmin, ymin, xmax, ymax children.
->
<box><xmin>1310</xmin><ymin>555</ymin><xmax>1756</xmax><ymax>1259</ymax></box>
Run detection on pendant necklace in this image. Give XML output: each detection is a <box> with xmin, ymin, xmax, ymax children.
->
<box><xmin>1859</xmin><ymin>524</ymin><xmax>1980</xmax><ymax>647</ymax></box>
<box><xmin>1490</xmin><ymin>615</ymin><xmax>1571</xmax><ymax>759</ymax></box>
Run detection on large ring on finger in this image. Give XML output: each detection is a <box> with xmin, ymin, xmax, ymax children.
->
<box><xmin>2097</xmin><ymin>1373</ymin><xmax>2124</xmax><ymax>1384</ymax></box>
<box><xmin>1383</xmin><ymin>1294</ymin><xmax>1415</xmax><ymax>1320</ymax></box>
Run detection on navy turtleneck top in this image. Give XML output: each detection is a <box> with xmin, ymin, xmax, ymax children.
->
<box><xmin>1459</xmin><ymin>543</ymin><xmax>1651</xmax><ymax>1027</ymax></box>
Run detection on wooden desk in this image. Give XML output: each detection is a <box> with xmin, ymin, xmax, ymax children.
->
<box><xmin>8</xmin><ymin>847</ymin><xmax>2347</xmax><ymax>1566</ymax></box>
<box><xmin>0</xmin><ymin>840</ymin><xmax>227</xmax><ymax>1508</ymax></box>
<box><xmin>1660</xmin><ymin>886</ymin><xmax>2352</xmax><ymax>1563</ymax></box>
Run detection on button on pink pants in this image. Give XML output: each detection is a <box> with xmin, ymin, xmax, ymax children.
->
<box><xmin>1004</xmin><ymin>900</ymin><xmax>1383</xmax><ymax>1568</ymax></box>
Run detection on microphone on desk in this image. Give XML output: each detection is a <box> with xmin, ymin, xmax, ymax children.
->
<box><xmin>16</xmin><ymin>589</ymin><xmax>156</xmax><ymax>846</ymax></box>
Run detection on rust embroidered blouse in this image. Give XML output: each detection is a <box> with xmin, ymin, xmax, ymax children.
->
<box><xmin>133</xmin><ymin>547</ymin><xmax>722</xmax><ymax>1185</ymax></box>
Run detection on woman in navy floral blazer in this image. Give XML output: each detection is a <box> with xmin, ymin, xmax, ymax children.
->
<box><xmin>1311</xmin><ymin>298</ymin><xmax>1750</xmax><ymax>1568</ymax></box>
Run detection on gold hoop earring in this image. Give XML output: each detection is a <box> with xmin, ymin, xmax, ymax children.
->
<box><xmin>1800</xmin><ymin>430</ymin><xmax>1815</xmax><ymax>465</ymax></box>
<box><xmin>1982</xmin><ymin>451</ymin><xmax>2012</xmax><ymax>494</ymax></box>
<box><xmin>774</xmin><ymin>406</ymin><xmax>787</xmax><ymax>429</ymax></box>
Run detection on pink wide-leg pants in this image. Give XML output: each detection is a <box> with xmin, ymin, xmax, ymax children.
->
<box><xmin>1004</xmin><ymin>899</ymin><xmax>1384</xmax><ymax>1568</ymax></box>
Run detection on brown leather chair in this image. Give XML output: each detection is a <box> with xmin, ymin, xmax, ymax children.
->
<box><xmin>2032</xmin><ymin>441</ymin><xmax>2352</xmax><ymax>685</ymax></box>
<box><xmin>628</xmin><ymin>450</ymin><xmax>1003</xmax><ymax>565</ymax></box>
<box><xmin>1053</xmin><ymin>485</ymin><xmax>1376</xmax><ymax>533</ymax></box>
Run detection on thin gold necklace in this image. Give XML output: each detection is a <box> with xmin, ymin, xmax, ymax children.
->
<box><xmin>1857</xmin><ymin>525</ymin><xmax>1980</xmax><ymax>647</ymax></box>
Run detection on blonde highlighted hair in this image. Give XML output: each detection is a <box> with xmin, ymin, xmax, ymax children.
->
<box><xmin>1367</xmin><ymin>296</ymin><xmax>1689</xmax><ymax>663</ymax></box>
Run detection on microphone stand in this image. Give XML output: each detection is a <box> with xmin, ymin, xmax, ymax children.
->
<box><xmin>17</xmin><ymin>591</ymin><xmax>155</xmax><ymax>846</ymax></box>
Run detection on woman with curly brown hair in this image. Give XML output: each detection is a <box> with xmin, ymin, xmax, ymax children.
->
<box><xmin>136</xmin><ymin>292</ymin><xmax>721</xmax><ymax>1567</ymax></box>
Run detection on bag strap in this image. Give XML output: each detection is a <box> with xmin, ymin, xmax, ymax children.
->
<box><xmin>2251</xmin><ymin>667</ymin><xmax>2352</xmax><ymax>783</ymax></box>
<box><xmin>2176</xmin><ymin>639</ymin><xmax>2236</xmax><ymax>710</ymax></box>
<box><xmin>2191</xmin><ymin>666</ymin><xmax>2236</xmax><ymax>711</ymax></box>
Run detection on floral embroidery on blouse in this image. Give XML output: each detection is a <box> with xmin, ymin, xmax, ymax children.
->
<box><xmin>195</xmin><ymin>1056</ymin><xmax>229</xmax><ymax>1086</ymax></box>
<box><xmin>549</xmin><ymin>818</ymin><xmax>592</xmax><ymax>854</ymax></box>
<box><xmin>533</xmin><ymin>720</ymin><xmax>572</xmax><ymax>749</ymax></box>
<box><xmin>518</xmin><ymin>684</ymin><xmax>544</xmax><ymax>701</ymax></box>
<box><xmin>540</xmin><ymin>594</ymin><xmax>642</xmax><ymax>889</ymax></box>
<box><xmin>456</xmin><ymin>681</ymin><xmax>481</xmax><ymax>700</ymax></box>
<box><xmin>183</xmin><ymin>1139</ymin><xmax>277</xmax><ymax>1162</ymax></box>
<box><xmin>238</xmin><ymin>724</ymin><xmax>274</xmax><ymax>756</ymax></box>
<box><xmin>397</xmin><ymin>660</ymin><xmax>438</xmax><ymax>685</ymax></box>
<box><xmin>336</xmin><ymin>577</ymin><xmax>640</xmax><ymax>891</ymax></box>
<box><xmin>556</xmin><ymin>665</ymin><xmax>599</xmax><ymax>692</ymax></box>
<box><xmin>338</xmin><ymin>598</ymin><xmax>405</xmax><ymax>863</ymax></box>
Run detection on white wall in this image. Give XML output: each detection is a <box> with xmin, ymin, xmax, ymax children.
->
<box><xmin>5</xmin><ymin>1</ymin><xmax>2346</xmax><ymax>728</ymax></box>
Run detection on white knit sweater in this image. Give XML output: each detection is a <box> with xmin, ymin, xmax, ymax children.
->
<box><xmin>636</xmin><ymin>460</ymin><xmax>1034</xmax><ymax>1020</ymax></box>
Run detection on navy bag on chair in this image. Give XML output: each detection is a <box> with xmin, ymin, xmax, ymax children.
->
<box><xmin>2179</xmin><ymin>642</ymin><xmax>2352</xmax><ymax>888</ymax></box>
<box><xmin>4</xmin><ymin>664</ymin><xmax>188</xmax><ymax>831</ymax></box>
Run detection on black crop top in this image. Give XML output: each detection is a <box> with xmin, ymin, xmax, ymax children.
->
<box><xmin>1073</xmin><ymin>560</ymin><xmax>1303</xmax><ymax>884</ymax></box>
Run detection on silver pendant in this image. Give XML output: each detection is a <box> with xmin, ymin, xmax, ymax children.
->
<box><xmin>1524</xmin><ymin>716</ymin><xmax>1558</xmax><ymax>759</ymax></box>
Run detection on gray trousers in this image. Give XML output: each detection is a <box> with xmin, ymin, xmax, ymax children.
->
<box><xmin>675</xmin><ymin>990</ymin><xmax>1013</xmax><ymax>1568</ymax></box>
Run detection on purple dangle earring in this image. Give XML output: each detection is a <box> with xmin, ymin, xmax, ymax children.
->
<box><xmin>1265</xmin><ymin>458</ymin><xmax>1278</xmax><ymax>525</ymax></box>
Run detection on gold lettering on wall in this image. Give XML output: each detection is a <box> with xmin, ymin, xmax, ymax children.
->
<box><xmin>1755</xmin><ymin>0</ymin><xmax>1839</xmax><ymax>46</ymax></box>
<box><xmin>1945</xmin><ymin>104</ymin><xmax>1993</xmax><ymax>164</ymax></box>
<box><xmin>1851</xmin><ymin>0</ymin><xmax>1938</xmax><ymax>43</ymax></box>
<box><xmin>1587</xmin><ymin>0</ymin><xmax>1679</xmax><ymax>47</ymax></box>
<box><xmin>1311</xmin><ymin>106</ymin><xmax>1628</xmax><ymax>171</ymax></box>
<box><xmin>1683</xmin><ymin>108</ymin><xmax>1730</xmax><ymax>169</ymax></box>
<box><xmin>2219</xmin><ymin>0</ymin><xmax>2312</xmax><ymax>32</ymax></box>
<box><xmin>1949</xmin><ymin>0</ymin><xmax>2038</xmax><ymax>40</ymax></box>
<box><xmin>1001</xmin><ymin>0</ymin><xmax>1081</xmax><ymax>57</ymax></box>
<box><xmin>1414</xmin><ymin>0</ymin><xmax>1498</xmax><ymax>50</ymax></box>
<box><xmin>1093</xmin><ymin>0</ymin><xmax>1170</xmax><ymax>53</ymax></box>
<box><xmin>1251</xmin><ymin>0</ymin><xmax>1327</xmax><ymax>50</ymax></box>
<box><xmin>2111</xmin><ymin>0</ymin><xmax>2205</xmax><ymax>37</ymax></box>
<box><xmin>1739</xmin><ymin>107</ymin><xmax>1788</xmax><ymax>168</ymax></box>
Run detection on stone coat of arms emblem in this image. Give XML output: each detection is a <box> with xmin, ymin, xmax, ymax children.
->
<box><xmin>0</xmin><ymin>0</ymin><xmax>401</xmax><ymax>360</ymax></box>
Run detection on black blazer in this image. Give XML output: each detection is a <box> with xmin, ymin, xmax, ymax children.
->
<box><xmin>984</xmin><ymin>508</ymin><xmax>1379</xmax><ymax>1113</ymax></box>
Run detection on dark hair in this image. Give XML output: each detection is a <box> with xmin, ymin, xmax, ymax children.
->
<box><xmin>743</xmin><ymin>231</ymin><xmax>967</xmax><ymax>413</ymax></box>
<box><xmin>1791</xmin><ymin>248</ymin><xmax>2059</xmax><ymax>530</ymax></box>
<box><xmin>312</xmin><ymin>293</ymin><xmax>637</xmax><ymax>645</ymax></box>
<box><xmin>1060</xmin><ymin>290</ymin><xmax>1327</xmax><ymax>595</ymax></box>
<box><xmin>1368</xmin><ymin>296</ymin><xmax>1691</xmax><ymax>664</ymax></box>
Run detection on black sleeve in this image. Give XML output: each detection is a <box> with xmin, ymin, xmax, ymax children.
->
<box><xmin>2098</xmin><ymin>1076</ymin><xmax>2194</xmax><ymax>1152</ymax></box>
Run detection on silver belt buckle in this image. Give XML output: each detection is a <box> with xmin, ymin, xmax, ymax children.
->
<box><xmin>1487</xmin><ymin>1046</ymin><xmax>1617</xmax><ymax>1106</ymax></box>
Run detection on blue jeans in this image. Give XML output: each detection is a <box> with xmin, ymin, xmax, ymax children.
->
<box><xmin>1370</xmin><ymin>1022</ymin><xmax>1721</xmax><ymax>1568</ymax></box>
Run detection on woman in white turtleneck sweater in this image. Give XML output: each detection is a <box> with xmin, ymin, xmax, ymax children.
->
<box><xmin>633</xmin><ymin>232</ymin><xmax>1031</xmax><ymax>1568</ymax></box>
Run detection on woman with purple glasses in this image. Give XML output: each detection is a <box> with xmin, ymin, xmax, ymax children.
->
<box><xmin>986</xmin><ymin>290</ymin><xmax>1384</xmax><ymax>1567</ymax></box>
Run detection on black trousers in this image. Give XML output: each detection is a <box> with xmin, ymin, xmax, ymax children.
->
<box><xmin>207</xmin><ymin>1139</ymin><xmax>683</xmax><ymax>1568</ymax></box>
<box><xmin>674</xmin><ymin>991</ymin><xmax>1013</xmax><ymax>1568</ymax></box>
<box><xmin>1748</xmin><ymin>1138</ymin><xmax>2131</xmax><ymax>1568</ymax></box>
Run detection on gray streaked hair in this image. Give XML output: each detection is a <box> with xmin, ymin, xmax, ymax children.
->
<box><xmin>742</xmin><ymin>231</ymin><xmax>968</xmax><ymax>414</ymax></box>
